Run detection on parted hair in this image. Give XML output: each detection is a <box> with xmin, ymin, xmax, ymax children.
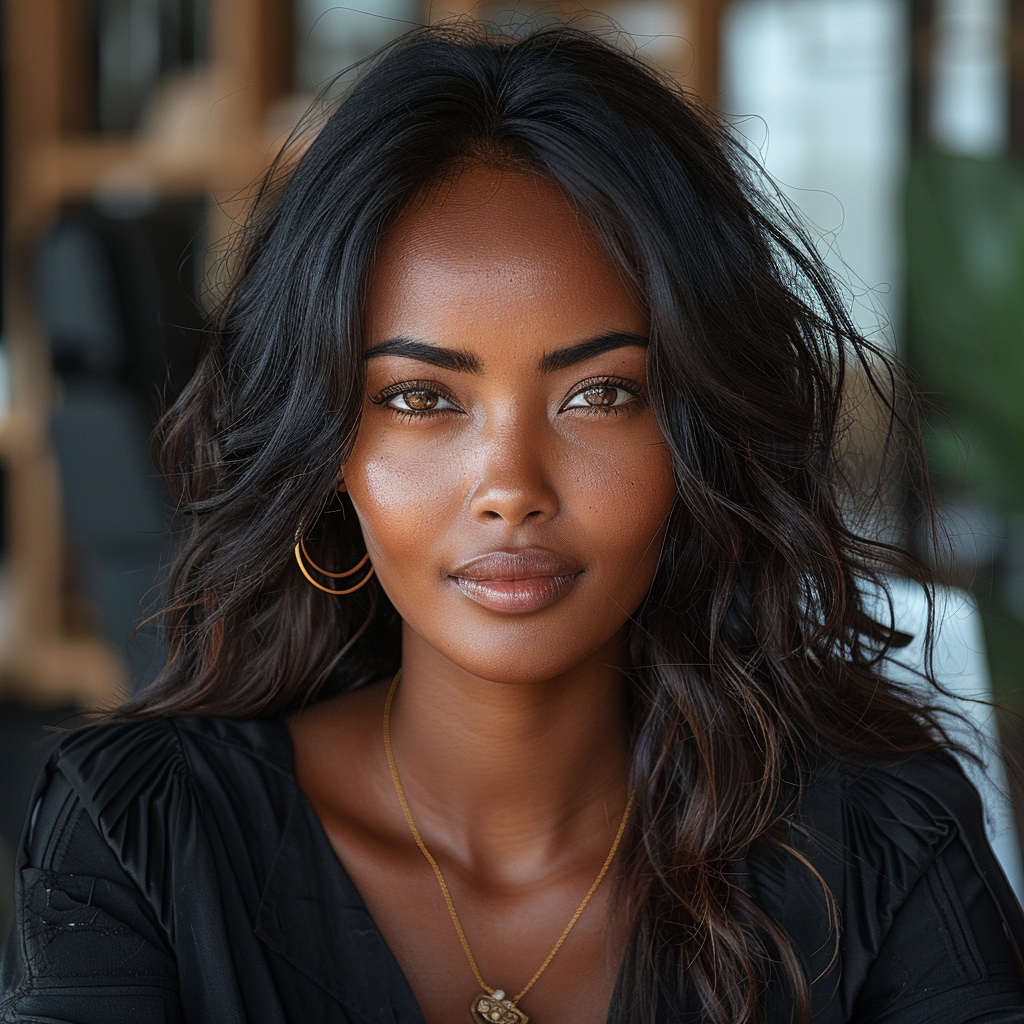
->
<box><xmin>124</xmin><ymin>22</ymin><xmax>950</xmax><ymax>1024</ymax></box>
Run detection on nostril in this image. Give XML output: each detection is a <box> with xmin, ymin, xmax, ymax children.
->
<box><xmin>470</xmin><ymin>479</ymin><xmax>560</xmax><ymax>525</ymax></box>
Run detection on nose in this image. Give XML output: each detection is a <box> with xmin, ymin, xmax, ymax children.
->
<box><xmin>467</xmin><ymin>417</ymin><xmax>560</xmax><ymax>526</ymax></box>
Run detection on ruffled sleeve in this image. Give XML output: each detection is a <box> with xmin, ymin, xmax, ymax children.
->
<box><xmin>51</xmin><ymin>720</ymin><xmax>200</xmax><ymax>939</ymax></box>
<box><xmin>760</xmin><ymin>754</ymin><xmax>1024</xmax><ymax>1023</ymax></box>
<box><xmin>0</xmin><ymin>724</ymin><xmax>185</xmax><ymax>1023</ymax></box>
<box><xmin>843</xmin><ymin>757</ymin><xmax>1024</xmax><ymax>1022</ymax></box>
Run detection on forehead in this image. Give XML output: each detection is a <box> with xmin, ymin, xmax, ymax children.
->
<box><xmin>364</xmin><ymin>166</ymin><xmax>646</xmax><ymax>347</ymax></box>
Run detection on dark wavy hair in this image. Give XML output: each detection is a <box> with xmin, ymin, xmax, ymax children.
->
<box><xmin>123</xmin><ymin>22</ymin><xmax>951</xmax><ymax>1024</ymax></box>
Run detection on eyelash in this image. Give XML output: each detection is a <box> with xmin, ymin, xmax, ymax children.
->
<box><xmin>370</xmin><ymin>379</ymin><xmax>463</xmax><ymax>419</ymax></box>
<box><xmin>369</xmin><ymin>376</ymin><xmax>646</xmax><ymax>419</ymax></box>
<box><xmin>563</xmin><ymin>376</ymin><xmax>646</xmax><ymax>415</ymax></box>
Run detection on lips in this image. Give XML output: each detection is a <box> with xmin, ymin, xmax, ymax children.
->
<box><xmin>448</xmin><ymin>549</ymin><xmax>583</xmax><ymax>614</ymax></box>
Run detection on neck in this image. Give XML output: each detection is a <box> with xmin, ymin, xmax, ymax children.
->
<box><xmin>388</xmin><ymin>625</ymin><xmax>631</xmax><ymax>874</ymax></box>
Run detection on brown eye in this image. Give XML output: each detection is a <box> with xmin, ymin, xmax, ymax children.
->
<box><xmin>563</xmin><ymin>382</ymin><xmax>638</xmax><ymax>411</ymax></box>
<box><xmin>403</xmin><ymin>391</ymin><xmax>437</xmax><ymax>410</ymax></box>
<box><xmin>382</xmin><ymin>387</ymin><xmax>458</xmax><ymax>413</ymax></box>
<box><xmin>583</xmin><ymin>387</ymin><xmax>618</xmax><ymax>407</ymax></box>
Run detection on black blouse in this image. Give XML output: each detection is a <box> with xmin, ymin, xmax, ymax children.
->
<box><xmin>1</xmin><ymin>716</ymin><xmax>1022</xmax><ymax>1024</ymax></box>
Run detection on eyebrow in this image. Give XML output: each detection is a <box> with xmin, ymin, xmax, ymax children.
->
<box><xmin>362</xmin><ymin>331</ymin><xmax>648</xmax><ymax>374</ymax></box>
<box><xmin>538</xmin><ymin>332</ymin><xmax>648</xmax><ymax>373</ymax></box>
<box><xmin>362</xmin><ymin>338</ymin><xmax>481</xmax><ymax>373</ymax></box>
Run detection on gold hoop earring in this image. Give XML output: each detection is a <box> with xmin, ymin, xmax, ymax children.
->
<box><xmin>294</xmin><ymin>533</ymin><xmax>375</xmax><ymax>595</ymax></box>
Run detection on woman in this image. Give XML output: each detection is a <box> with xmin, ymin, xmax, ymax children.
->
<box><xmin>2</xmin><ymin>22</ymin><xmax>1022</xmax><ymax>1024</ymax></box>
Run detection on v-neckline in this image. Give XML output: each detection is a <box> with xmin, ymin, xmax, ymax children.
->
<box><xmin>264</xmin><ymin>717</ymin><xmax>624</xmax><ymax>1024</ymax></box>
<box><xmin>256</xmin><ymin>717</ymin><xmax>431</xmax><ymax>1024</ymax></box>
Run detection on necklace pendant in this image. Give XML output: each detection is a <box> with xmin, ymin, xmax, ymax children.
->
<box><xmin>472</xmin><ymin>990</ymin><xmax>529</xmax><ymax>1024</ymax></box>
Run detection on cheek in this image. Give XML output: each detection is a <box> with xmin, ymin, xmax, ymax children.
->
<box><xmin>562</xmin><ymin>426</ymin><xmax>676</xmax><ymax>568</ymax></box>
<box><xmin>342</xmin><ymin>428</ymin><xmax>463</xmax><ymax>592</ymax></box>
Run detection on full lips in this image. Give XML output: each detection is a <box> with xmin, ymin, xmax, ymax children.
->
<box><xmin>449</xmin><ymin>572</ymin><xmax>581</xmax><ymax>614</ymax></box>
<box><xmin>447</xmin><ymin>549</ymin><xmax>584</xmax><ymax>614</ymax></box>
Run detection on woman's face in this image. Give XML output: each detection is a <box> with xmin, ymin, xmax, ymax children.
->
<box><xmin>342</xmin><ymin>166</ymin><xmax>676</xmax><ymax>684</ymax></box>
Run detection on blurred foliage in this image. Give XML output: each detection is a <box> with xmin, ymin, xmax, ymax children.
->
<box><xmin>905</xmin><ymin>150</ymin><xmax>1024</xmax><ymax>697</ymax></box>
<box><xmin>905</xmin><ymin>150</ymin><xmax>1024</xmax><ymax>513</ymax></box>
<box><xmin>982</xmin><ymin>608</ymin><xmax>1024</xmax><ymax>697</ymax></box>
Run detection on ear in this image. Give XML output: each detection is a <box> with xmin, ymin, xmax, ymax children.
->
<box><xmin>336</xmin><ymin>468</ymin><xmax>347</xmax><ymax>493</ymax></box>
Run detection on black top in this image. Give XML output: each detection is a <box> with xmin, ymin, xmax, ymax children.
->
<box><xmin>1</xmin><ymin>716</ymin><xmax>1023</xmax><ymax>1024</ymax></box>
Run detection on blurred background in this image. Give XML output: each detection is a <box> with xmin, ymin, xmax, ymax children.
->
<box><xmin>1</xmin><ymin>0</ymin><xmax>1023</xmax><ymax>937</ymax></box>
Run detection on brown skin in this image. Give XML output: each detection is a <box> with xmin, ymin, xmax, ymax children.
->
<box><xmin>289</xmin><ymin>167</ymin><xmax>677</xmax><ymax>1024</ymax></box>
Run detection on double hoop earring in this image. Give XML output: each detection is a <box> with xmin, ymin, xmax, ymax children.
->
<box><xmin>294</xmin><ymin>531</ymin><xmax>375</xmax><ymax>595</ymax></box>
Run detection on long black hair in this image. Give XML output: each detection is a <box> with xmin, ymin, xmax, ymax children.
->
<box><xmin>124</xmin><ymin>22</ymin><xmax>949</xmax><ymax>1024</ymax></box>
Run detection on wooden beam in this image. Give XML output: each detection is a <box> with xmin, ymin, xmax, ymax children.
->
<box><xmin>689</xmin><ymin>0</ymin><xmax>726</xmax><ymax>107</ymax></box>
<box><xmin>3</xmin><ymin>0</ymin><xmax>66</xmax><ymax>658</ymax></box>
<box><xmin>910</xmin><ymin>0</ymin><xmax>936</xmax><ymax>146</ymax></box>
<box><xmin>425</xmin><ymin>0</ymin><xmax>480</xmax><ymax>20</ymax></box>
<box><xmin>211</xmin><ymin>0</ymin><xmax>294</xmax><ymax>132</ymax></box>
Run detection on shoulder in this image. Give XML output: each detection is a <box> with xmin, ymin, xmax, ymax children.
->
<box><xmin>745</xmin><ymin>751</ymin><xmax>1024</xmax><ymax>1019</ymax></box>
<box><xmin>40</xmin><ymin>717</ymin><xmax>298</xmax><ymax>894</ymax></box>
<box><xmin>54</xmin><ymin>713</ymin><xmax>294</xmax><ymax>769</ymax></box>
<box><xmin>805</xmin><ymin>751</ymin><xmax>998</xmax><ymax>892</ymax></box>
<box><xmin>51</xmin><ymin>715</ymin><xmax>294</xmax><ymax>811</ymax></box>
<box><xmin>810</xmin><ymin>756</ymin><xmax>1024</xmax><ymax>1018</ymax></box>
<box><xmin>815</xmin><ymin>752</ymin><xmax>1022</xmax><ymax>930</ymax></box>
<box><xmin>733</xmin><ymin>752</ymin><xmax>986</xmax><ymax>928</ymax></box>
<box><xmin>786</xmin><ymin>751</ymin><xmax>989</xmax><ymax>904</ymax></box>
<box><xmin>814</xmin><ymin>751</ymin><xmax>982</xmax><ymax>847</ymax></box>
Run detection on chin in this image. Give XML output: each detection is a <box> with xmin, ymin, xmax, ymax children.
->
<box><xmin>429</xmin><ymin>618</ymin><xmax>627</xmax><ymax>686</ymax></box>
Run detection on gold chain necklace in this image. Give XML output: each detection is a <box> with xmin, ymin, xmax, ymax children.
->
<box><xmin>383</xmin><ymin>670</ymin><xmax>634</xmax><ymax>1024</ymax></box>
